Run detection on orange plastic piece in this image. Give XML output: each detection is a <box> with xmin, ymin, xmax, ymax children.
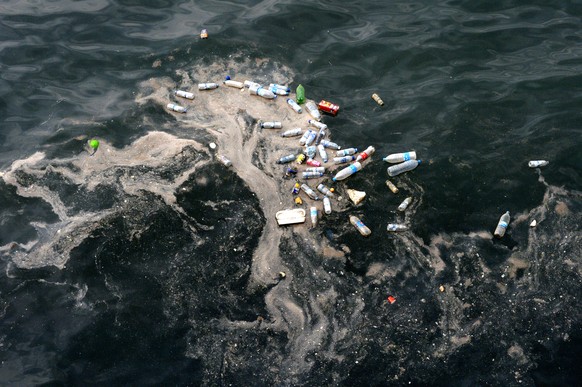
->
<box><xmin>387</xmin><ymin>295</ymin><xmax>396</xmax><ymax>304</ymax></box>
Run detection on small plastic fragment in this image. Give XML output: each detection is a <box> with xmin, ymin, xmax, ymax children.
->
<box><xmin>387</xmin><ymin>295</ymin><xmax>396</xmax><ymax>304</ymax></box>
<box><xmin>347</xmin><ymin>189</ymin><xmax>366</xmax><ymax>205</ymax></box>
<box><xmin>200</xmin><ymin>29</ymin><xmax>208</xmax><ymax>39</ymax></box>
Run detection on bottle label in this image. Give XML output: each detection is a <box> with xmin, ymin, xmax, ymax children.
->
<box><xmin>356</xmin><ymin>220</ymin><xmax>364</xmax><ymax>228</ymax></box>
<box><xmin>403</xmin><ymin>152</ymin><xmax>410</xmax><ymax>161</ymax></box>
<box><xmin>499</xmin><ymin>222</ymin><xmax>508</xmax><ymax>228</ymax></box>
<box><xmin>349</xmin><ymin>165</ymin><xmax>358</xmax><ymax>173</ymax></box>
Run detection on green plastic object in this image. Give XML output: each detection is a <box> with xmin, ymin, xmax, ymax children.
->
<box><xmin>89</xmin><ymin>139</ymin><xmax>100</xmax><ymax>150</ymax></box>
<box><xmin>296</xmin><ymin>84</ymin><xmax>305</xmax><ymax>104</ymax></box>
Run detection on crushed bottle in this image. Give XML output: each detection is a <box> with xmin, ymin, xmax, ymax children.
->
<box><xmin>317</xmin><ymin>183</ymin><xmax>334</xmax><ymax>197</ymax></box>
<box><xmin>217</xmin><ymin>155</ymin><xmax>232</xmax><ymax>167</ymax></box>
<box><xmin>371</xmin><ymin>93</ymin><xmax>384</xmax><ymax>106</ymax></box>
<box><xmin>299</xmin><ymin>130</ymin><xmax>314</xmax><ymax>145</ymax></box>
<box><xmin>302</xmin><ymin>171</ymin><xmax>324</xmax><ymax>179</ymax></box>
<box><xmin>387</xmin><ymin>160</ymin><xmax>421</xmax><ymax>177</ymax></box>
<box><xmin>224</xmin><ymin>80</ymin><xmax>244</xmax><ymax>89</ymax></box>
<box><xmin>287</xmin><ymin>98</ymin><xmax>303</xmax><ymax>113</ymax></box>
<box><xmin>397</xmin><ymin>197</ymin><xmax>412</xmax><ymax>211</ymax></box>
<box><xmin>494</xmin><ymin>211</ymin><xmax>510</xmax><ymax>238</ymax></box>
<box><xmin>304</xmin><ymin>130</ymin><xmax>317</xmax><ymax>146</ymax></box>
<box><xmin>387</xmin><ymin>223</ymin><xmax>408</xmax><ymax>232</ymax></box>
<box><xmin>277</xmin><ymin>154</ymin><xmax>297</xmax><ymax>164</ymax></box>
<box><xmin>310</xmin><ymin>206</ymin><xmax>318</xmax><ymax>227</ymax></box>
<box><xmin>306</xmin><ymin>158</ymin><xmax>321</xmax><ymax>167</ymax></box>
<box><xmin>350</xmin><ymin>215</ymin><xmax>371</xmax><ymax>237</ymax></box>
<box><xmin>301</xmin><ymin>183</ymin><xmax>319</xmax><ymax>200</ymax></box>
<box><xmin>385</xmin><ymin>180</ymin><xmax>399</xmax><ymax>194</ymax></box>
<box><xmin>308</xmin><ymin>119</ymin><xmax>327</xmax><ymax>131</ymax></box>
<box><xmin>305</xmin><ymin>145</ymin><xmax>317</xmax><ymax>159</ymax></box>
<box><xmin>249</xmin><ymin>84</ymin><xmax>276</xmax><ymax>99</ymax></box>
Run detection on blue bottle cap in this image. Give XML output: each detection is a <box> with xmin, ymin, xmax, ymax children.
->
<box><xmin>225</xmin><ymin>75</ymin><xmax>231</xmax><ymax>80</ymax></box>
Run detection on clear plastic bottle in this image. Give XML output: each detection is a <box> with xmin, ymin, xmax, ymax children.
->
<box><xmin>383</xmin><ymin>151</ymin><xmax>417</xmax><ymax>163</ymax></box>
<box><xmin>299</xmin><ymin>130</ymin><xmax>313</xmax><ymax>145</ymax></box>
<box><xmin>310</xmin><ymin>206</ymin><xmax>318</xmax><ymax>227</ymax></box>
<box><xmin>323</xmin><ymin>196</ymin><xmax>332</xmax><ymax>214</ymax></box>
<box><xmin>317</xmin><ymin>144</ymin><xmax>328</xmax><ymax>162</ymax></box>
<box><xmin>397</xmin><ymin>197</ymin><xmax>412</xmax><ymax>212</ymax></box>
<box><xmin>281</xmin><ymin>128</ymin><xmax>303</xmax><ymax>137</ymax></box>
<box><xmin>304</xmin><ymin>130</ymin><xmax>317</xmax><ymax>146</ymax></box>
<box><xmin>174</xmin><ymin>90</ymin><xmax>194</xmax><ymax>99</ymax></box>
<box><xmin>305</xmin><ymin>101</ymin><xmax>321</xmax><ymax>121</ymax></box>
<box><xmin>320</xmin><ymin>140</ymin><xmax>341</xmax><ymax>150</ymax></box>
<box><xmin>333</xmin><ymin>162</ymin><xmax>362</xmax><ymax>181</ymax></box>
<box><xmin>305</xmin><ymin>145</ymin><xmax>317</xmax><ymax>159</ymax></box>
<box><xmin>269</xmin><ymin>85</ymin><xmax>290</xmax><ymax>95</ymax></box>
<box><xmin>385</xmin><ymin>180</ymin><xmax>399</xmax><ymax>194</ymax></box>
<box><xmin>305</xmin><ymin>167</ymin><xmax>325</xmax><ymax>173</ymax></box>
<box><xmin>249</xmin><ymin>84</ymin><xmax>276</xmax><ymax>99</ymax></box>
<box><xmin>166</xmin><ymin>103</ymin><xmax>187</xmax><ymax>113</ymax></box>
<box><xmin>528</xmin><ymin>160</ymin><xmax>549</xmax><ymax>168</ymax></box>
<box><xmin>217</xmin><ymin>155</ymin><xmax>232</xmax><ymax>167</ymax></box>
<box><xmin>287</xmin><ymin>98</ymin><xmax>303</xmax><ymax>113</ymax></box>
<box><xmin>350</xmin><ymin>215</ymin><xmax>371</xmax><ymax>236</ymax></box>
<box><xmin>333</xmin><ymin>155</ymin><xmax>356</xmax><ymax>164</ymax></box>
<box><xmin>296</xmin><ymin>84</ymin><xmax>305</xmax><ymax>104</ymax></box>
<box><xmin>387</xmin><ymin>160</ymin><xmax>421</xmax><ymax>177</ymax></box>
<box><xmin>371</xmin><ymin>93</ymin><xmax>384</xmax><ymax>106</ymax></box>
<box><xmin>301</xmin><ymin>184</ymin><xmax>319</xmax><ymax>200</ymax></box>
<box><xmin>317</xmin><ymin>183</ymin><xmax>334</xmax><ymax>197</ymax></box>
<box><xmin>302</xmin><ymin>171</ymin><xmax>324</xmax><ymax>179</ymax></box>
<box><xmin>356</xmin><ymin>146</ymin><xmax>375</xmax><ymax>162</ymax></box>
<box><xmin>224</xmin><ymin>80</ymin><xmax>244</xmax><ymax>89</ymax></box>
<box><xmin>387</xmin><ymin>223</ymin><xmax>408</xmax><ymax>232</ymax></box>
<box><xmin>315</xmin><ymin>128</ymin><xmax>327</xmax><ymax>145</ymax></box>
<box><xmin>198</xmin><ymin>83</ymin><xmax>219</xmax><ymax>90</ymax></box>
<box><xmin>260</xmin><ymin>121</ymin><xmax>282</xmax><ymax>129</ymax></box>
<box><xmin>244</xmin><ymin>80</ymin><xmax>261</xmax><ymax>88</ymax></box>
<box><xmin>337</xmin><ymin>148</ymin><xmax>358</xmax><ymax>156</ymax></box>
<box><xmin>494</xmin><ymin>211</ymin><xmax>510</xmax><ymax>238</ymax></box>
<box><xmin>277</xmin><ymin>154</ymin><xmax>297</xmax><ymax>164</ymax></box>
<box><xmin>308</xmin><ymin>120</ymin><xmax>327</xmax><ymax>131</ymax></box>
<box><xmin>270</xmin><ymin>83</ymin><xmax>290</xmax><ymax>93</ymax></box>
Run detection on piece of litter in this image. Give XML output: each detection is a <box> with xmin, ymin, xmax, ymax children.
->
<box><xmin>530</xmin><ymin>219</ymin><xmax>537</xmax><ymax>227</ymax></box>
<box><xmin>387</xmin><ymin>295</ymin><xmax>396</xmax><ymax>304</ymax></box>
<box><xmin>209</xmin><ymin>142</ymin><xmax>217</xmax><ymax>149</ymax></box>
<box><xmin>347</xmin><ymin>189</ymin><xmax>366</xmax><ymax>205</ymax></box>
<box><xmin>439</xmin><ymin>285</ymin><xmax>445</xmax><ymax>292</ymax></box>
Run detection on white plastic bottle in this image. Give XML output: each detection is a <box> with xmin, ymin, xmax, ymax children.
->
<box><xmin>332</xmin><ymin>162</ymin><xmax>362</xmax><ymax>181</ymax></box>
<box><xmin>304</xmin><ymin>131</ymin><xmax>317</xmax><ymax>146</ymax></box>
<box><xmin>317</xmin><ymin>184</ymin><xmax>334</xmax><ymax>197</ymax></box>
<box><xmin>224</xmin><ymin>80</ymin><xmax>244</xmax><ymax>89</ymax></box>
<box><xmin>281</xmin><ymin>128</ymin><xmax>303</xmax><ymax>137</ymax></box>
<box><xmin>277</xmin><ymin>154</ymin><xmax>297</xmax><ymax>164</ymax></box>
<box><xmin>337</xmin><ymin>148</ymin><xmax>357</xmax><ymax>156</ymax></box>
<box><xmin>198</xmin><ymin>83</ymin><xmax>219</xmax><ymax>90</ymax></box>
<box><xmin>387</xmin><ymin>160</ymin><xmax>421</xmax><ymax>177</ymax></box>
<box><xmin>314</xmin><ymin>128</ymin><xmax>327</xmax><ymax>145</ymax></box>
<box><xmin>243</xmin><ymin>80</ymin><xmax>261</xmax><ymax>88</ymax></box>
<box><xmin>260</xmin><ymin>122</ymin><xmax>282</xmax><ymax>129</ymax></box>
<box><xmin>494</xmin><ymin>211</ymin><xmax>510</xmax><ymax>238</ymax></box>
<box><xmin>308</xmin><ymin>119</ymin><xmax>327</xmax><ymax>130</ymax></box>
<box><xmin>305</xmin><ymin>101</ymin><xmax>321</xmax><ymax>121</ymax></box>
<box><xmin>333</xmin><ymin>155</ymin><xmax>355</xmax><ymax>164</ymax></box>
<box><xmin>356</xmin><ymin>146</ymin><xmax>375</xmax><ymax>162</ymax></box>
<box><xmin>287</xmin><ymin>99</ymin><xmax>303</xmax><ymax>113</ymax></box>
<box><xmin>317</xmin><ymin>144</ymin><xmax>328</xmax><ymax>162</ymax></box>
<box><xmin>174</xmin><ymin>90</ymin><xmax>194</xmax><ymax>100</ymax></box>
<box><xmin>323</xmin><ymin>196</ymin><xmax>332</xmax><ymax>214</ymax></box>
<box><xmin>166</xmin><ymin>103</ymin><xmax>187</xmax><ymax>113</ymax></box>
<box><xmin>350</xmin><ymin>215</ymin><xmax>371</xmax><ymax>236</ymax></box>
<box><xmin>397</xmin><ymin>197</ymin><xmax>412</xmax><ymax>211</ymax></box>
<box><xmin>387</xmin><ymin>223</ymin><xmax>408</xmax><ymax>232</ymax></box>
<box><xmin>269</xmin><ymin>85</ymin><xmax>290</xmax><ymax>96</ymax></box>
<box><xmin>383</xmin><ymin>151</ymin><xmax>417</xmax><ymax>163</ymax></box>
<box><xmin>217</xmin><ymin>155</ymin><xmax>232</xmax><ymax>167</ymax></box>
<box><xmin>305</xmin><ymin>167</ymin><xmax>325</xmax><ymax>173</ymax></box>
<box><xmin>302</xmin><ymin>171</ymin><xmax>323</xmax><ymax>179</ymax></box>
<box><xmin>300</xmin><ymin>184</ymin><xmax>319</xmax><ymax>200</ymax></box>
<box><xmin>299</xmin><ymin>130</ymin><xmax>313</xmax><ymax>145</ymax></box>
<box><xmin>320</xmin><ymin>140</ymin><xmax>341</xmax><ymax>150</ymax></box>
<box><xmin>249</xmin><ymin>84</ymin><xmax>276</xmax><ymax>99</ymax></box>
<box><xmin>528</xmin><ymin>160</ymin><xmax>549</xmax><ymax>168</ymax></box>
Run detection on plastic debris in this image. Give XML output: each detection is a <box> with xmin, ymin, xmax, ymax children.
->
<box><xmin>372</xmin><ymin>93</ymin><xmax>384</xmax><ymax>106</ymax></box>
<box><xmin>530</xmin><ymin>219</ymin><xmax>537</xmax><ymax>227</ymax></box>
<box><xmin>278</xmin><ymin>272</ymin><xmax>286</xmax><ymax>280</ymax></box>
<box><xmin>224</xmin><ymin>80</ymin><xmax>244</xmax><ymax>89</ymax></box>
<box><xmin>296</xmin><ymin>84</ymin><xmax>305</xmax><ymax>104</ymax></box>
<box><xmin>318</xmin><ymin>100</ymin><xmax>340</xmax><ymax>116</ymax></box>
<box><xmin>174</xmin><ymin>90</ymin><xmax>194</xmax><ymax>100</ymax></box>
<box><xmin>387</xmin><ymin>223</ymin><xmax>408</xmax><ymax>232</ymax></box>
<box><xmin>217</xmin><ymin>155</ymin><xmax>232</xmax><ymax>167</ymax></box>
<box><xmin>387</xmin><ymin>295</ymin><xmax>396</xmax><ymax>304</ymax></box>
<box><xmin>209</xmin><ymin>142</ymin><xmax>217</xmax><ymax>149</ymax></box>
<box><xmin>333</xmin><ymin>162</ymin><xmax>362</xmax><ymax>181</ymax></box>
<box><xmin>310</xmin><ymin>206</ymin><xmax>318</xmax><ymax>227</ymax></box>
<box><xmin>323</xmin><ymin>196</ymin><xmax>332</xmax><ymax>214</ymax></box>
<box><xmin>350</xmin><ymin>215</ymin><xmax>371</xmax><ymax>236</ymax></box>
<box><xmin>385</xmin><ymin>180</ymin><xmax>399</xmax><ymax>194</ymax></box>
<box><xmin>439</xmin><ymin>285</ymin><xmax>445</xmax><ymax>293</ymax></box>
<box><xmin>387</xmin><ymin>160</ymin><xmax>421</xmax><ymax>177</ymax></box>
<box><xmin>320</xmin><ymin>140</ymin><xmax>341</xmax><ymax>150</ymax></box>
<box><xmin>198</xmin><ymin>82</ymin><xmax>219</xmax><ymax>90</ymax></box>
<box><xmin>383</xmin><ymin>151</ymin><xmax>417</xmax><ymax>163</ymax></box>
<box><xmin>347</xmin><ymin>189</ymin><xmax>366</xmax><ymax>205</ymax></box>
<box><xmin>295</xmin><ymin>196</ymin><xmax>303</xmax><ymax>205</ymax></box>
<box><xmin>397</xmin><ymin>197</ymin><xmax>412</xmax><ymax>212</ymax></box>
<box><xmin>287</xmin><ymin>98</ymin><xmax>302</xmax><ymax>113</ymax></box>
<box><xmin>317</xmin><ymin>144</ymin><xmax>328</xmax><ymax>162</ymax></box>
<box><xmin>494</xmin><ymin>211</ymin><xmax>511</xmax><ymax>238</ymax></box>
<box><xmin>167</xmin><ymin>103</ymin><xmax>187</xmax><ymax>113</ymax></box>
<box><xmin>281</xmin><ymin>128</ymin><xmax>303</xmax><ymax>138</ymax></box>
<box><xmin>277</xmin><ymin>154</ymin><xmax>296</xmax><ymax>164</ymax></box>
<box><xmin>89</xmin><ymin>139</ymin><xmax>100</xmax><ymax>151</ymax></box>
<box><xmin>305</xmin><ymin>101</ymin><xmax>321</xmax><ymax>121</ymax></box>
<box><xmin>276</xmin><ymin>209</ymin><xmax>306</xmax><ymax>226</ymax></box>
<box><xmin>356</xmin><ymin>146</ymin><xmax>375</xmax><ymax>162</ymax></box>
<box><xmin>261</xmin><ymin>121</ymin><xmax>282</xmax><ymax>129</ymax></box>
<box><xmin>528</xmin><ymin>160</ymin><xmax>549</xmax><ymax>168</ymax></box>
<box><xmin>200</xmin><ymin>29</ymin><xmax>208</xmax><ymax>39</ymax></box>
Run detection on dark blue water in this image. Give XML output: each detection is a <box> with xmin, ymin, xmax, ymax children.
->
<box><xmin>1</xmin><ymin>1</ymin><xmax>581</xmax><ymax>385</ymax></box>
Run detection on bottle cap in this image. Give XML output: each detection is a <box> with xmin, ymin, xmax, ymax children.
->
<box><xmin>225</xmin><ymin>75</ymin><xmax>231</xmax><ymax>80</ymax></box>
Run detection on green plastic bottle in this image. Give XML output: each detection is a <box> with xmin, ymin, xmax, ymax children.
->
<box><xmin>296</xmin><ymin>84</ymin><xmax>305</xmax><ymax>104</ymax></box>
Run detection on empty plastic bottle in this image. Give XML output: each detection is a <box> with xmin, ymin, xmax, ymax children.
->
<box><xmin>281</xmin><ymin>128</ymin><xmax>303</xmax><ymax>137</ymax></box>
<box><xmin>310</xmin><ymin>207</ymin><xmax>318</xmax><ymax>227</ymax></box>
<box><xmin>224</xmin><ymin>80</ymin><xmax>244</xmax><ymax>88</ymax></box>
<box><xmin>249</xmin><ymin>84</ymin><xmax>276</xmax><ymax>99</ymax></box>
<box><xmin>337</xmin><ymin>148</ymin><xmax>357</xmax><ymax>156</ymax></box>
<box><xmin>244</xmin><ymin>80</ymin><xmax>261</xmax><ymax>88</ymax></box>
<box><xmin>305</xmin><ymin>101</ymin><xmax>322</xmax><ymax>121</ymax></box>
<box><xmin>356</xmin><ymin>146</ymin><xmax>375</xmax><ymax>162</ymax></box>
<box><xmin>321</xmin><ymin>140</ymin><xmax>341</xmax><ymax>150</ymax></box>
<box><xmin>174</xmin><ymin>90</ymin><xmax>194</xmax><ymax>99</ymax></box>
<box><xmin>385</xmin><ymin>180</ymin><xmax>399</xmax><ymax>194</ymax></box>
<box><xmin>305</xmin><ymin>145</ymin><xmax>317</xmax><ymax>159</ymax></box>
<box><xmin>301</xmin><ymin>184</ymin><xmax>319</xmax><ymax>200</ymax></box>
<box><xmin>277</xmin><ymin>154</ymin><xmax>297</xmax><ymax>164</ymax></box>
<box><xmin>269</xmin><ymin>86</ymin><xmax>289</xmax><ymax>96</ymax></box>
<box><xmin>305</xmin><ymin>167</ymin><xmax>325</xmax><ymax>173</ymax></box>
<box><xmin>494</xmin><ymin>211</ymin><xmax>511</xmax><ymax>238</ymax></box>
<box><xmin>302</xmin><ymin>171</ymin><xmax>324</xmax><ymax>179</ymax></box>
<box><xmin>261</xmin><ymin>121</ymin><xmax>282</xmax><ymax>129</ymax></box>
<box><xmin>371</xmin><ymin>93</ymin><xmax>384</xmax><ymax>106</ymax></box>
<box><xmin>387</xmin><ymin>160</ymin><xmax>422</xmax><ymax>177</ymax></box>
<box><xmin>287</xmin><ymin>99</ymin><xmax>303</xmax><ymax>113</ymax></box>
<box><xmin>296</xmin><ymin>84</ymin><xmax>305</xmax><ymax>104</ymax></box>
<box><xmin>323</xmin><ymin>196</ymin><xmax>332</xmax><ymax>214</ymax></box>
<box><xmin>350</xmin><ymin>215</ymin><xmax>371</xmax><ymax>236</ymax></box>
<box><xmin>198</xmin><ymin>83</ymin><xmax>219</xmax><ymax>90</ymax></box>
<box><xmin>528</xmin><ymin>160</ymin><xmax>549</xmax><ymax>168</ymax></box>
<box><xmin>333</xmin><ymin>162</ymin><xmax>362</xmax><ymax>181</ymax></box>
<box><xmin>387</xmin><ymin>223</ymin><xmax>408</xmax><ymax>232</ymax></box>
<box><xmin>333</xmin><ymin>155</ymin><xmax>356</xmax><ymax>164</ymax></box>
<box><xmin>383</xmin><ymin>151</ymin><xmax>417</xmax><ymax>163</ymax></box>
<box><xmin>308</xmin><ymin>120</ymin><xmax>327</xmax><ymax>131</ymax></box>
<box><xmin>270</xmin><ymin>83</ymin><xmax>291</xmax><ymax>93</ymax></box>
<box><xmin>304</xmin><ymin>130</ymin><xmax>317</xmax><ymax>146</ymax></box>
<box><xmin>306</xmin><ymin>158</ymin><xmax>321</xmax><ymax>167</ymax></box>
<box><xmin>317</xmin><ymin>144</ymin><xmax>328</xmax><ymax>162</ymax></box>
<box><xmin>299</xmin><ymin>130</ymin><xmax>313</xmax><ymax>145</ymax></box>
<box><xmin>315</xmin><ymin>128</ymin><xmax>327</xmax><ymax>145</ymax></box>
<box><xmin>167</xmin><ymin>103</ymin><xmax>187</xmax><ymax>113</ymax></box>
<box><xmin>217</xmin><ymin>155</ymin><xmax>232</xmax><ymax>167</ymax></box>
<box><xmin>397</xmin><ymin>197</ymin><xmax>412</xmax><ymax>212</ymax></box>
<box><xmin>317</xmin><ymin>183</ymin><xmax>334</xmax><ymax>197</ymax></box>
